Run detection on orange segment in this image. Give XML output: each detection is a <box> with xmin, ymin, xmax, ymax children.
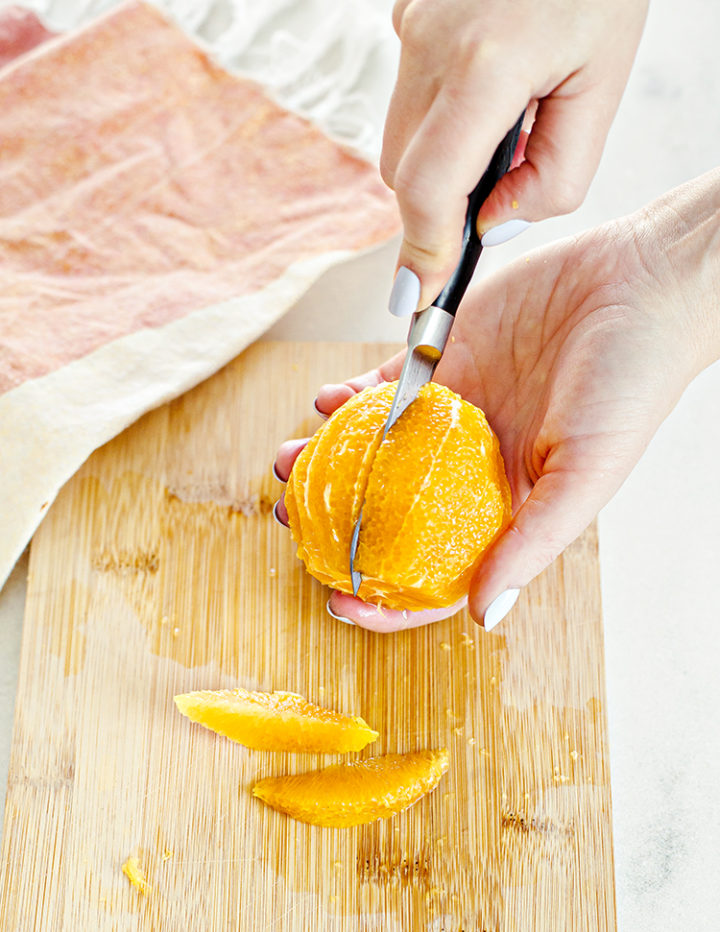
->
<box><xmin>174</xmin><ymin>688</ymin><xmax>378</xmax><ymax>753</ymax></box>
<box><xmin>286</xmin><ymin>386</ymin><xmax>392</xmax><ymax>585</ymax></box>
<box><xmin>252</xmin><ymin>748</ymin><xmax>450</xmax><ymax>827</ymax></box>
<box><xmin>285</xmin><ymin>381</ymin><xmax>511</xmax><ymax>610</ymax></box>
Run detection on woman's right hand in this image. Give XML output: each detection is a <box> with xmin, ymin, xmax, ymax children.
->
<box><xmin>382</xmin><ymin>0</ymin><xmax>649</xmax><ymax>311</ymax></box>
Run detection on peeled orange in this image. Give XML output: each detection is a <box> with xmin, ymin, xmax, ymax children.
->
<box><xmin>285</xmin><ymin>381</ymin><xmax>511</xmax><ymax>610</ymax></box>
<box><xmin>253</xmin><ymin>748</ymin><xmax>449</xmax><ymax>827</ymax></box>
<box><xmin>174</xmin><ymin>688</ymin><xmax>378</xmax><ymax>753</ymax></box>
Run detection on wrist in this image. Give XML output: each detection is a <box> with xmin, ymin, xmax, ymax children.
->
<box><xmin>632</xmin><ymin>168</ymin><xmax>720</xmax><ymax>377</ymax></box>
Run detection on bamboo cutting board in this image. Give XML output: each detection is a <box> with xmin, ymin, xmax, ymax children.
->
<box><xmin>0</xmin><ymin>342</ymin><xmax>615</xmax><ymax>931</ymax></box>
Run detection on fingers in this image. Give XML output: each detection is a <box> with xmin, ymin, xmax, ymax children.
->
<box><xmin>475</xmin><ymin>88</ymin><xmax>618</xmax><ymax>235</ymax></box>
<box><xmin>272</xmin><ymin>493</ymin><xmax>289</xmax><ymax>528</ymax></box>
<box><xmin>314</xmin><ymin>352</ymin><xmax>405</xmax><ymax>416</ymax></box>
<box><xmin>380</xmin><ymin>45</ymin><xmax>438</xmax><ymax>193</ymax></box>
<box><xmin>390</xmin><ymin>0</ymin><xmax>413</xmax><ymax>37</ymax></box>
<box><xmin>382</xmin><ymin>0</ymin><xmax>648</xmax><ymax>310</ymax></box>
<box><xmin>273</xmin><ymin>437</ymin><xmax>311</xmax><ymax>482</ymax></box>
<box><xmin>381</xmin><ymin>4</ymin><xmax>534</xmax><ymax>306</ymax></box>
<box><xmin>328</xmin><ymin>590</ymin><xmax>465</xmax><ymax>632</ymax></box>
<box><xmin>273</xmin><ymin>438</ymin><xmax>312</xmax><ymax>528</ymax></box>
<box><xmin>381</xmin><ymin>0</ymin><xmax>455</xmax><ymax>190</ymax></box>
<box><xmin>468</xmin><ymin>464</ymin><xmax>622</xmax><ymax>630</ymax></box>
<box><xmin>313</xmin><ymin>384</ymin><xmax>354</xmax><ymax>418</ymax></box>
<box><xmin>387</xmin><ymin>65</ymin><xmax>531</xmax><ymax>308</ymax></box>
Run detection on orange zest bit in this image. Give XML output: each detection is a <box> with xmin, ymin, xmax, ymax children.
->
<box><xmin>122</xmin><ymin>856</ymin><xmax>151</xmax><ymax>895</ymax></box>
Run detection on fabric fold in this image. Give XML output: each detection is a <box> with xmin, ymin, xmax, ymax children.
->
<box><xmin>0</xmin><ymin>1</ymin><xmax>400</xmax><ymax>587</ymax></box>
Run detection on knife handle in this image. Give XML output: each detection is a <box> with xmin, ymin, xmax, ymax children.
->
<box><xmin>433</xmin><ymin>110</ymin><xmax>526</xmax><ymax>316</ymax></box>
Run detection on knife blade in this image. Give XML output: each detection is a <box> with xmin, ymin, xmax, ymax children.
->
<box><xmin>349</xmin><ymin>111</ymin><xmax>526</xmax><ymax>596</ymax></box>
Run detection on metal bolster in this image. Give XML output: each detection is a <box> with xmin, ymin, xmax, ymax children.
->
<box><xmin>407</xmin><ymin>305</ymin><xmax>456</xmax><ymax>360</ymax></box>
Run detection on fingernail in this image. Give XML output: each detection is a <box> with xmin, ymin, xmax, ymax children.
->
<box><xmin>271</xmin><ymin>461</ymin><xmax>283</xmax><ymax>482</ymax></box>
<box><xmin>483</xmin><ymin>588</ymin><xmax>520</xmax><ymax>631</ymax></box>
<box><xmin>480</xmin><ymin>219</ymin><xmax>531</xmax><ymax>247</ymax></box>
<box><xmin>326</xmin><ymin>599</ymin><xmax>355</xmax><ymax>625</ymax></box>
<box><xmin>389</xmin><ymin>266</ymin><xmax>421</xmax><ymax>318</ymax></box>
<box><xmin>272</xmin><ymin>500</ymin><xmax>289</xmax><ymax>528</ymax></box>
<box><xmin>313</xmin><ymin>398</ymin><xmax>328</xmax><ymax>420</ymax></box>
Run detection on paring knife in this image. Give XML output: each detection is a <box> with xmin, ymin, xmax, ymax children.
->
<box><xmin>349</xmin><ymin>111</ymin><xmax>526</xmax><ymax>596</ymax></box>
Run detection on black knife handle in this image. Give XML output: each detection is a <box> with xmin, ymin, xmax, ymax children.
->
<box><xmin>433</xmin><ymin>110</ymin><xmax>525</xmax><ymax>316</ymax></box>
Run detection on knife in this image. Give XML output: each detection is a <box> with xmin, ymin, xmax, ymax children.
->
<box><xmin>349</xmin><ymin>111</ymin><xmax>526</xmax><ymax>596</ymax></box>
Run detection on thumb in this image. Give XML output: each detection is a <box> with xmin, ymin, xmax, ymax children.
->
<box><xmin>468</xmin><ymin>467</ymin><xmax>619</xmax><ymax>630</ymax></box>
<box><xmin>476</xmin><ymin>90</ymin><xmax>616</xmax><ymax>235</ymax></box>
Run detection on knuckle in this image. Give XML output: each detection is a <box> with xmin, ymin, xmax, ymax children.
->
<box><xmin>546</xmin><ymin>175</ymin><xmax>585</xmax><ymax>215</ymax></box>
<box><xmin>393</xmin><ymin>162</ymin><xmax>462</xmax><ymax>225</ymax></box>
<box><xmin>391</xmin><ymin>168</ymin><xmax>437</xmax><ymax>223</ymax></box>
<box><xmin>391</xmin><ymin>167</ymin><xmax>420</xmax><ymax>205</ymax></box>
<box><xmin>454</xmin><ymin>29</ymin><xmax>483</xmax><ymax>67</ymax></box>
<box><xmin>392</xmin><ymin>165</ymin><xmax>467</xmax><ymax>278</ymax></box>
<box><xmin>402</xmin><ymin>236</ymin><xmax>457</xmax><ymax>286</ymax></box>
<box><xmin>454</xmin><ymin>28</ymin><xmax>499</xmax><ymax>76</ymax></box>
<box><xmin>395</xmin><ymin>188</ymin><xmax>442</xmax><ymax>244</ymax></box>
<box><xmin>391</xmin><ymin>0</ymin><xmax>413</xmax><ymax>37</ymax></box>
<box><xmin>395</xmin><ymin>0</ymin><xmax>434</xmax><ymax>48</ymax></box>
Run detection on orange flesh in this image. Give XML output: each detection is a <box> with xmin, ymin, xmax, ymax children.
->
<box><xmin>285</xmin><ymin>382</ymin><xmax>511</xmax><ymax>609</ymax></box>
<box><xmin>252</xmin><ymin>748</ymin><xmax>450</xmax><ymax>827</ymax></box>
<box><xmin>174</xmin><ymin>688</ymin><xmax>378</xmax><ymax>753</ymax></box>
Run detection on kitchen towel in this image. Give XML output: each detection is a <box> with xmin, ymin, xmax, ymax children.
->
<box><xmin>0</xmin><ymin>0</ymin><xmax>400</xmax><ymax>588</ymax></box>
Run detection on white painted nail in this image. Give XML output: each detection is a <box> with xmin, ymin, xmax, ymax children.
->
<box><xmin>480</xmin><ymin>219</ymin><xmax>531</xmax><ymax>247</ymax></box>
<box><xmin>483</xmin><ymin>588</ymin><xmax>520</xmax><ymax>631</ymax></box>
<box><xmin>389</xmin><ymin>266</ymin><xmax>421</xmax><ymax>317</ymax></box>
<box><xmin>326</xmin><ymin>600</ymin><xmax>355</xmax><ymax>625</ymax></box>
<box><xmin>272</xmin><ymin>500</ymin><xmax>288</xmax><ymax>528</ymax></box>
<box><xmin>313</xmin><ymin>398</ymin><xmax>328</xmax><ymax>420</ymax></box>
<box><xmin>271</xmin><ymin>461</ymin><xmax>284</xmax><ymax>482</ymax></box>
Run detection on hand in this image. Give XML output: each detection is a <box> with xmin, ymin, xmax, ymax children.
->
<box><xmin>275</xmin><ymin>170</ymin><xmax>720</xmax><ymax>632</ymax></box>
<box><xmin>381</xmin><ymin>0</ymin><xmax>649</xmax><ymax>309</ymax></box>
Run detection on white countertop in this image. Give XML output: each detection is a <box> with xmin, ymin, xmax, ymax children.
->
<box><xmin>2</xmin><ymin>0</ymin><xmax>719</xmax><ymax>927</ymax></box>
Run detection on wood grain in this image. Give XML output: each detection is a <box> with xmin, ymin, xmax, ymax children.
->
<box><xmin>0</xmin><ymin>342</ymin><xmax>616</xmax><ymax>930</ymax></box>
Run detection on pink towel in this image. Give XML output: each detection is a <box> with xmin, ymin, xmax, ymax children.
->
<box><xmin>0</xmin><ymin>1</ymin><xmax>400</xmax><ymax>585</ymax></box>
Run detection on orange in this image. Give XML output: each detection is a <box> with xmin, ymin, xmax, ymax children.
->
<box><xmin>252</xmin><ymin>748</ymin><xmax>449</xmax><ymax>827</ymax></box>
<box><xmin>174</xmin><ymin>688</ymin><xmax>378</xmax><ymax>753</ymax></box>
<box><xmin>285</xmin><ymin>381</ymin><xmax>511</xmax><ymax>610</ymax></box>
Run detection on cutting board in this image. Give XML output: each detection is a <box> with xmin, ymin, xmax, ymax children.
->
<box><xmin>0</xmin><ymin>342</ymin><xmax>616</xmax><ymax>931</ymax></box>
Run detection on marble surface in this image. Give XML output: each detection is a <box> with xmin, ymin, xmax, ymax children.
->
<box><xmin>1</xmin><ymin>0</ymin><xmax>719</xmax><ymax>928</ymax></box>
